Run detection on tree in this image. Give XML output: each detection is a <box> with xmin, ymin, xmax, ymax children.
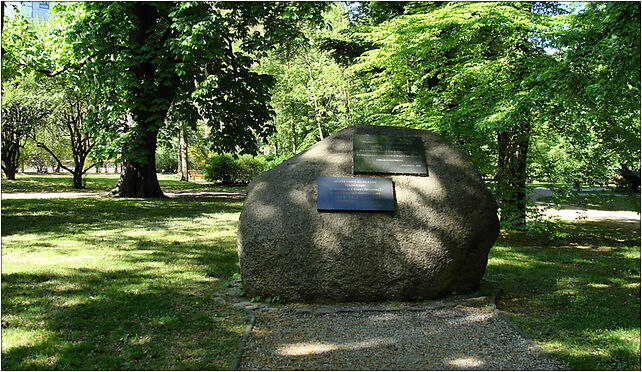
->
<box><xmin>1</xmin><ymin>77</ymin><xmax>51</xmax><ymax>179</ymax></box>
<box><xmin>352</xmin><ymin>2</ymin><xmax>559</xmax><ymax>229</ymax></box>
<box><xmin>2</xmin><ymin>10</ymin><xmax>105</xmax><ymax>187</ymax></box>
<box><xmin>257</xmin><ymin>3</ymin><xmax>354</xmax><ymax>157</ymax></box>
<box><xmin>60</xmin><ymin>2</ymin><xmax>326</xmax><ymax>197</ymax></box>
<box><xmin>536</xmin><ymin>2</ymin><xmax>641</xmax><ymax>179</ymax></box>
<box><xmin>29</xmin><ymin>82</ymin><xmax>100</xmax><ymax>188</ymax></box>
<box><xmin>351</xmin><ymin>2</ymin><xmax>640</xmax><ymax>228</ymax></box>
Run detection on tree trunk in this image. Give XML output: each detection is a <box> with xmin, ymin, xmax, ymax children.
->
<box><xmin>2</xmin><ymin>145</ymin><xmax>19</xmax><ymax>180</ymax></box>
<box><xmin>112</xmin><ymin>130</ymin><xmax>165</xmax><ymax>198</ymax></box>
<box><xmin>73</xmin><ymin>171</ymin><xmax>84</xmax><ymax>189</ymax></box>
<box><xmin>304</xmin><ymin>51</ymin><xmax>324</xmax><ymax>141</ymax></box>
<box><xmin>290</xmin><ymin>100</ymin><xmax>297</xmax><ymax>155</ymax></box>
<box><xmin>177</xmin><ymin>131</ymin><xmax>183</xmax><ymax>179</ymax></box>
<box><xmin>3</xmin><ymin>166</ymin><xmax>16</xmax><ymax>180</ymax></box>
<box><xmin>177</xmin><ymin>127</ymin><xmax>189</xmax><ymax>182</ymax></box>
<box><xmin>497</xmin><ymin>121</ymin><xmax>531</xmax><ymax>230</ymax></box>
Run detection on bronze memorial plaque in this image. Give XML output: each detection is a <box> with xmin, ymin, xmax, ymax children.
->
<box><xmin>353</xmin><ymin>134</ymin><xmax>427</xmax><ymax>175</ymax></box>
<box><xmin>317</xmin><ymin>176</ymin><xmax>395</xmax><ymax>212</ymax></box>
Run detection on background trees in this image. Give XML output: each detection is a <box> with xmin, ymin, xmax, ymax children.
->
<box><xmin>348</xmin><ymin>1</ymin><xmax>640</xmax><ymax>229</ymax></box>
<box><xmin>60</xmin><ymin>2</ymin><xmax>326</xmax><ymax>197</ymax></box>
<box><xmin>257</xmin><ymin>3</ymin><xmax>353</xmax><ymax>157</ymax></box>
<box><xmin>1</xmin><ymin>76</ymin><xmax>51</xmax><ymax>180</ymax></box>
<box><xmin>2</xmin><ymin>1</ymin><xmax>639</xmax><ymax>229</ymax></box>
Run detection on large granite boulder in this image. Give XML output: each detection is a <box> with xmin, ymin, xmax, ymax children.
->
<box><xmin>238</xmin><ymin>125</ymin><xmax>499</xmax><ymax>302</ymax></box>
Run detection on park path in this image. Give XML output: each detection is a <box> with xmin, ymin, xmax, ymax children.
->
<box><xmin>528</xmin><ymin>187</ymin><xmax>640</xmax><ymax>223</ymax></box>
<box><xmin>217</xmin><ymin>284</ymin><xmax>562</xmax><ymax>371</ymax></box>
<box><xmin>1</xmin><ymin>191</ymin><xmax>106</xmax><ymax>199</ymax></box>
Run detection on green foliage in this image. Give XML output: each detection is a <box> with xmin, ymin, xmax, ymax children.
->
<box><xmin>203</xmin><ymin>154</ymin><xmax>268</xmax><ymax>186</ymax></box>
<box><xmin>256</xmin><ymin>3</ymin><xmax>354</xmax><ymax>157</ymax></box>
<box><xmin>155</xmin><ymin>146</ymin><xmax>178</xmax><ymax>174</ymax></box>
<box><xmin>57</xmin><ymin>2</ymin><xmax>327</xmax><ymax>165</ymax></box>
<box><xmin>535</xmin><ymin>2</ymin><xmax>641</xmax><ymax>175</ymax></box>
<box><xmin>351</xmin><ymin>2</ymin><xmax>553</xmax><ymax>172</ymax></box>
<box><xmin>203</xmin><ymin>154</ymin><xmax>237</xmax><ymax>186</ymax></box>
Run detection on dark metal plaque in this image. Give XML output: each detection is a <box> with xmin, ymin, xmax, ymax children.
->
<box><xmin>317</xmin><ymin>176</ymin><xmax>395</xmax><ymax>212</ymax></box>
<box><xmin>353</xmin><ymin>134</ymin><xmax>427</xmax><ymax>175</ymax></box>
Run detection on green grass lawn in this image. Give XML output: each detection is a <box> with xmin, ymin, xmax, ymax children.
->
<box><xmin>0</xmin><ymin>174</ymin><xmax>243</xmax><ymax>194</ymax></box>
<box><xmin>485</xmin><ymin>220</ymin><xmax>641</xmax><ymax>370</ymax></box>
<box><xmin>1</xmin><ymin>197</ymin><xmax>247</xmax><ymax>370</ymax></box>
<box><xmin>2</xmin><ymin>177</ymin><xmax>640</xmax><ymax>370</ymax></box>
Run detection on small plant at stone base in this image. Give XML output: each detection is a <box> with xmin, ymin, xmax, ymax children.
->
<box><xmin>250</xmin><ymin>295</ymin><xmax>285</xmax><ymax>304</ymax></box>
<box><xmin>264</xmin><ymin>296</ymin><xmax>284</xmax><ymax>304</ymax></box>
<box><xmin>232</xmin><ymin>272</ymin><xmax>242</xmax><ymax>281</ymax></box>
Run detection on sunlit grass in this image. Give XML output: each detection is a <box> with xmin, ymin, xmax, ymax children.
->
<box><xmin>538</xmin><ymin>189</ymin><xmax>641</xmax><ymax>212</ymax></box>
<box><xmin>486</xmin><ymin>220</ymin><xmax>641</xmax><ymax>370</ymax></box>
<box><xmin>2</xmin><ymin>182</ymin><xmax>640</xmax><ymax>370</ymax></box>
<box><xmin>0</xmin><ymin>174</ymin><xmax>243</xmax><ymax>193</ymax></box>
<box><xmin>1</xmin><ymin>197</ymin><xmax>247</xmax><ymax>370</ymax></box>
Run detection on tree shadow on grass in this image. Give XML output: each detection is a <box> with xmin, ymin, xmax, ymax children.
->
<box><xmin>1</xmin><ymin>197</ymin><xmax>244</xmax><ymax>237</ymax></box>
<box><xmin>1</xmin><ymin>267</ymin><xmax>247</xmax><ymax>370</ymax></box>
<box><xmin>1</xmin><ymin>196</ymin><xmax>247</xmax><ymax>370</ymax></box>
<box><xmin>485</xmin><ymin>219</ymin><xmax>641</xmax><ymax>370</ymax></box>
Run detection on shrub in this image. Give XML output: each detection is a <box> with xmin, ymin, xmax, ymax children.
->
<box><xmin>235</xmin><ymin>156</ymin><xmax>268</xmax><ymax>185</ymax></box>
<box><xmin>204</xmin><ymin>154</ymin><xmax>281</xmax><ymax>185</ymax></box>
<box><xmin>204</xmin><ymin>154</ymin><xmax>237</xmax><ymax>185</ymax></box>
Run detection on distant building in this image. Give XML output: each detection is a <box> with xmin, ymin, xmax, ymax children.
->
<box><xmin>4</xmin><ymin>1</ymin><xmax>51</xmax><ymax>21</ymax></box>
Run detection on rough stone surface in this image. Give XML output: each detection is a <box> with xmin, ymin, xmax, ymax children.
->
<box><xmin>238</xmin><ymin>125</ymin><xmax>499</xmax><ymax>302</ymax></box>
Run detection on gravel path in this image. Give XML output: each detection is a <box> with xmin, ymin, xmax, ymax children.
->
<box><xmin>238</xmin><ymin>297</ymin><xmax>562</xmax><ymax>371</ymax></box>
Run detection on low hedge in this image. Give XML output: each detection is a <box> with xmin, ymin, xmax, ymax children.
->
<box><xmin>204</xmin><ymin>154</ymin><xmax>282</xmax><ymax>186</ymax></box>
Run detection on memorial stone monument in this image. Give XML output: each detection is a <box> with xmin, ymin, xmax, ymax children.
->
<box><xmin>237</xmin><ymin>125</ymin><xmax>499</xmax><ymax>302</ymax></box>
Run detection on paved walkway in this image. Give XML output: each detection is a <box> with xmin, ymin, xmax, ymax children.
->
<box><xmin>527</xmin><ymin>187</ymin><xmax>640</xmax><ymax>223</ymax></box>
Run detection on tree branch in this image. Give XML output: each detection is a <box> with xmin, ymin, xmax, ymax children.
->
<box><xmin>82</xmin><ymin>161</ymin><xmax>101</xmax><ymax>175</ymax></box>
<box><xmin>35</xmin><ymin>55</ymin><xmax>91</xmax><ymax>77</ymax></box>
<box><xmin>32</xmin><ymin>139</ymin><xmax>74</xmax><ymax>174</ymax></box>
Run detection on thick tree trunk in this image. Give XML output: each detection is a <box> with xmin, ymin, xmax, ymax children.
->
<box><xmin>112</xmin><ymin>130</ymin><xmax>165</xmax><ymax>198</ymax></box>
<box><xmin>3</xmin><ymin>166</ymin><xmax>16</xmax><ymax>180</ymax></box>
<box><xmin>497</xmin><ymin>122</ymin><xmax>531</xmax><ymax>230</ymax></box>
<box><xmin>2</xmin><ymin>146</ymin><xmax>19</xmax><ymax>180</ymax></box>
<box><xmin>73</xmin><ymin>171</ymin><xmax>84</xmax><ymax>189</ymax></box>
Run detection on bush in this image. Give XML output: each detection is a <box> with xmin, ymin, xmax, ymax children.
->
<box><xmin>204</xmin><ymin>154</ymin><xmax>286</xmax><ymax>186</ymax></box>
<box><xmin>235</xmin><ymin>156</ymin><xmax>268</xmax><ymax>184</ymax></box>
<box><xmin>204</xmin><ymin>154</ymin><xmax>237</xmax><ymax>185</ymax></box>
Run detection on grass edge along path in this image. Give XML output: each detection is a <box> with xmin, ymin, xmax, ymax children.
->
<box><xmin>1</xmin><ymin>197</ymin><xmax>248</xmax><ymax>370</ymax></box>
